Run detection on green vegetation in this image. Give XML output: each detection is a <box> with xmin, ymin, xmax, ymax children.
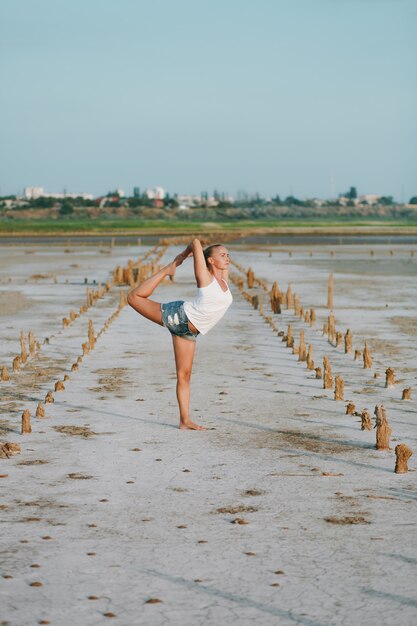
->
<box><xmin>1</xmin><ymin>216</ymin><xmax>416</xmax><ymax>236</ymax></box>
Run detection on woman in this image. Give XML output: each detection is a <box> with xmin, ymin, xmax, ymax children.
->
<box><xmin>127</xmin><ymin>239</ymin><xmax>232</xmax><ymax>430</ymax></box>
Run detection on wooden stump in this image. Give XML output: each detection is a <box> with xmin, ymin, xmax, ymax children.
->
<box><xmin>323</xmin><ymin>357</ymin><xmax>333</xmax><ymax>389</ymax></box>
<box><xmin>55</xmin><ymin>380</ymin><xmax>65</xmax><ymax>392</ymax></box>
<box><xmin>12</xmin><ymin>356</ymin><xmax>21</xmax><ymax>372</ymax></box>
<box><xmin>45</xmin><ymin>391</ymin><xmax>54</xmax><ymax>403</ymax></box>
<box><xmin>307</xmin><ymin>345</ymin><xmax>314</xmax><ymax>370</ymax></box>
<box><xmin>374</xmin><ymin>404</ymin><xmax>391</xmax><ymax>450</ymax></box>
<box><xmin>87</xmin><ymin>288</ymin><xmax>93</xmax><ymax>307</ymax></box>
<box><xmin>395</xmin><ymin>444</ymin><xmax>413</xmax><ymax>474</ymax></box>
<box><xmin>251</xmin><ymin>295</ymin><xmax>259</xmax><ymax>310</ymax></box>
<box><xmin>328</xmin><ymin>313</ymin><xmax>336</xmax><ymax>344</ymax></box>
<box><xmin>385</xmin><ymin>367</ymin><xmax>395</xmax><ymax>388</ymax></box>
<box><xmin>363</xmin><ymin>342</ymin><xmax>372</xmax><ymax>368</ymax></box>
<box><xmin>293</xmin><ymin>294</ymin><xmax>300</xmax><ymax>316</ymax></box>
<box><xmin>0</xmin><ymin>442</ymin><xmax>21</xmax><ymax>458</ymax></box>
<box><xmin>247</xmin><ymin>268</ymin><xmax>255</xmax><ymax>289</ymax></box>
<box><xmin>344</xmin><ymin>329</ymin><xmax>352</xmax><ymax>354</ymax></box>
<box><xmin>361</xmin><ymin>410</ymin><xmax>372</xmax><ymax>431</ymax></box>
<box><xmin>286</xmin><ymin>284</ymin><xmax>293</xmax><ymax>309</ymax></box>
<box><xmin>62</xmin><ymin>317</ymin><xmax>70</xmax><ymax>328</ymax></box>
<box><xmin>323</xmin><ymin>321</ymin><xmax>329</xmax><ymax>336</ymax></box>
<box><xmin>315</xmin><ymin>367</ymin><xmax>322</xmax><ymax>379</ymax></box>
<box><xmin>335</xmin><ymin>331</ymin><xmax>343</xmax><ymax>348</ymax></box>
<box><xmin>286</xmin><ymin>325</ymin><xmax>294</xmax><ymax>348</ymax></box>
<box><xmin>20</xmin><ymin>331</ymin><xmax>28</xmax><ymax>364</ymax></box>
<box><xmin>82</xmin><ymin>342</ymin><xmax>90</xmax><ymax>356</ymax></box>
<box><xmin>401</xmin><ymin>387</ymin><xmax>412</xmax><ymax>400</ymax></box>
<box><xmin>21</xmin><ymin>410</ymin><xmax>31</xmax><ymax>434</ymax></box>
<box><xmin>71</xmin><ymin>363</ymin><xmax>79</xmax><ymax>372</ymax></box>
<box><xmin>310</xmin><ymin>308</ymin><xmax>316</xmax><ymax>326</ymax></box>
<box><xmin>346</xmin><ymin>402</ymin><xmax>356</xmax><ymax>415</ymax></box>
<box><xmin>334</xmin><ymin>376</ymin><xmax>344</xmax><ymax>400</ymax></box>
<box><xmin>270</xmin><ymin>281</ymin><xmax>281</xmax><ymax>314</ymax></box>
<box><xmin>304</xmin><ymin>310</ymin><xmax>311</xmax><ymax>325</ymax></box>
<box><xmin>327</xmin><ymin>273</ymin><xmax>334</xmax><ymax>309</ymax></box>
<box><xmin>36</xmin><ymin>402</ymin><xmax>45</xmax><ymax>418</ymax></box>
<box><xmin>354</xmin><ymin>349</ymin><xmax>361</xmax><ymax>361</ymax></box>
<box><xmin>28</xmin><ymin>331</ymin><xmax>35</xmax><ymax>356</ymax></box>
<box><xmin>88</xmin><ymin>320</ymin><xmax>95</xmax><ymax>350</ymax></box>
<box><xmin>298</xmin><ymin>330</ymin><xmax>307</xmax><ymax>362</ymax></box>
<box><xmin>1</xmin><ymin>365</ymin><xmax>10</xmax><ymax>381</ymax></box>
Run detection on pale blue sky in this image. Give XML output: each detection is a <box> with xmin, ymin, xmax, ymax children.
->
<box><xmin>1</xmin><ymin>0</ymin><xmax>416</xmax><ymax>200</ymax></box>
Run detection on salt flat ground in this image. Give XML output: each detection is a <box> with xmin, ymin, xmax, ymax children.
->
<box><xmin>0</xmin><ymin>242</ymin><xmax>416</xmax><ymax>626</ymax></box>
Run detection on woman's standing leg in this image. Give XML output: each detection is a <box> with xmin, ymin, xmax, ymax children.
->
<box><xmin>172</xmin><ymin>335</ymin><xmax>205</xmax><ymax>430</ymax></box>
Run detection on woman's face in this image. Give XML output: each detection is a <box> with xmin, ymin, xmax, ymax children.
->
<box><xmin>209</xmin><ymin>246</ymin><xmax>230</xmax><ymax>270</ymax></box>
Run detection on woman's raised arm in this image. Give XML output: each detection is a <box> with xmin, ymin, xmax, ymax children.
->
<box><xmin>190</xmin><ymin>239</ymin><xmax>211</xmax><ymax>287</ymax></box>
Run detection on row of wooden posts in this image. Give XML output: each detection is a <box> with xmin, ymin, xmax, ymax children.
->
<box><xmin>0</xmin><ymin>245</ymin><xmax>164</xmax><ymax>383</ymax></box>
<box><xmin>229</xmin><ymin>263</ymin><xmax>413</xmax><ymax>474</ymax></box>
<box><xmin>2</xmin><ymin>246</ymin><xmax>166</xmax><ymax>451</ymax></box>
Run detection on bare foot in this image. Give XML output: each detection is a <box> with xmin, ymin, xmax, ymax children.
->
<box><xmin>165</xmin><ymin>261</ymin><xmax>177</xmax><ymax>277</ymax></box>
<box><xmin>179</xmin><ymin>420</ymin><xmax>206</xmax><ymax>431</ymax></box>
<box><xmin>174</xmin><ymin>251</ymin><xmax>192</xmax><ymax>268</ymax></box>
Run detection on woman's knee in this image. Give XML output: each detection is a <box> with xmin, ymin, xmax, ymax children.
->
<box><xmin>177</xmin><ymin>368</ymin><xmax>192</xmax><ymax>384</ymax></box>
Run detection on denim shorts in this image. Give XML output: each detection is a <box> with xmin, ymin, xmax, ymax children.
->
<box><xmin>161</xmin><ymin>300</ymin><xmax>199</xmax><ymax>342</ymax></box>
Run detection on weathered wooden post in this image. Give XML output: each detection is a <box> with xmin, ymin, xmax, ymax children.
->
<box><xmin>293</xmin><ymin>294</ymin><xmax>300</xmax><ymax>316</ymax></box>
<box><xmin>310</xmin><ymin>308</ymin><xmax>316</xmax><ymax>326</ymax></box>
<box><xmin>361</xmin><ymin>410</ymin><xmax>372</xmax><ymax>431</ymax></box>
<box><xmin>88</xmin><ymin>320</ymin><xmax>95</xmax><ymax>350</ymax></box>
<box><xmin>298</xmin><ymin>330</ymin><xmax>307</xmax><ymax>362</ymax></box>
<box><xmin>21</xmin><ymin>409</ymin><xmax>31</xmax><ymax>434</ymax></box>
<box><xmin>374</xmin><ymin>404</ymin><xmax>391</xmax><ymax>450</ymax></box>
<box><xmin>363</xmin><ymin>342</ymin><xmax>372</xmax><ymax>369</ymax></box>
<box><xmin>247</xmin><ymin>268</ymin><xmax>255</xmax><ymax>289</ymax></box>
<box><xmin>344</xmin><ymin>329</ymin><xmax>352</xmax><ymax>354</ymax></box>
<box><xmin>1</xmin><ymin>365</ymin><xmax>10</xmax><ymax>381</ymax></box>
<box><xmin>12</xmin><ymin>356</ymin><xmax>21</xmax><ymax>372</ymax></box>
<box><xmin>395</xmin><ymin>444</ymin><xmax>413</xmax><ymax>474</ymax></box>
<box><xmin>328</xmin><ymin>313</ymin><xmax>336</xmax><ymax>344</ymax></box>
<box><xmin>334</xmin><ymin>376</ymin><xmax>344</xmax><ymax>400</ymax></box>
<box><xmin>286</xmin><ymin>324</ymin><xmax>294</xmax><ymax>348</ymax></box>
<box><xmin>270</xmin><ymin>281</ymin><xmax>281</xmax><ymax>314</ymax></box>
<box><xmin>385</xmin><ymin>368</ymin><xmax>395</xmax><ymax>388</ymax></box>
<box><xmin>307</xmin><ymin>345</ymin><xmax>314</xmax><ymax>370</ymax></box>
<box><xmin>346</xmin><ymin>402</ymin><xmax>356</xmax><ymax>415</ymax></box>
<box><xmin>327</xmin><ymin>273</ymin><xmax>334</xmax><ymax>309</ymax></box>
<box><xmin>286</xmin><ymin>284</ymin><xmax>293</xmax><ymax>309</ymax></box>
<box><xmin>20</xmin><ymin>331</ymin><xmax>28</xmax><ymax>365</ymax></box>
<box><xmin>36</xmin><ymin>402</ymin><xmax>45</xmax><ymax>418</ymax></box>
<box><xmin>323</xmin><ymin>357</ymin><xmax>333</xmax><ymax>389</ymax></box>
<box><xmin>28</xmin><ymin>331</ymin><xmax>36</xmax><ymax>356</ymax></box>
<box><xmin>402</xmin><ymin>388</ymin><xmax>412</xmax><ymax>400</ymax></box>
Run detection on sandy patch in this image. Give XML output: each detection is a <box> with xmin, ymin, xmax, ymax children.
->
<box><xmin>390</xmin><ymin>316</ymin><xmax>417</xmax><ymax>336</ymax></box>
<box><xmin>0</xmin><ymin>291</ymin><xmax>33</xmax><ymax>316</ymax></box>
<box><xmin>53</xmin><ymin>425</ymin><xmax>96</xmax><ymax>438</ymax></box>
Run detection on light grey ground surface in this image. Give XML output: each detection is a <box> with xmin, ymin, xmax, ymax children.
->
<box><xmin>1</xmin><ymin>243</ymin><xmax>416</xmax><ymax>626</ymax></box>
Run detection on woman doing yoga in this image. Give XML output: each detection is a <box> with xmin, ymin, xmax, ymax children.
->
<box><xmin>127</xmin><ymin>239</ymin><xmax>232</xmax><ymax>430</ymax></box>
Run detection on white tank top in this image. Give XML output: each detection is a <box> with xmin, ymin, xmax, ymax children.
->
<box><xmin>183</xmin><ymin>277</ymin><xmax>233</xmax><ymax>335</ymax></box>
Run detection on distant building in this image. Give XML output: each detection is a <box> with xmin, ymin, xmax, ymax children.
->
<box><xmin>133</xmin><ymin>187</ymin><xmax>141</xmax><ymax>198</ymax></box>
<box><xmin>145</xmin><ymin>186</ymin><xmax>165</xmax><ymax>200</ymax></box>
<box><xmin>358</xmin><ymin>194</ymin><xmax>381</xmax><ymax>205</ymax></box>
<box><xmin>24</xmin><ymin>187</ymin><xmax>93</xmax><ymax>200</ymax></box>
